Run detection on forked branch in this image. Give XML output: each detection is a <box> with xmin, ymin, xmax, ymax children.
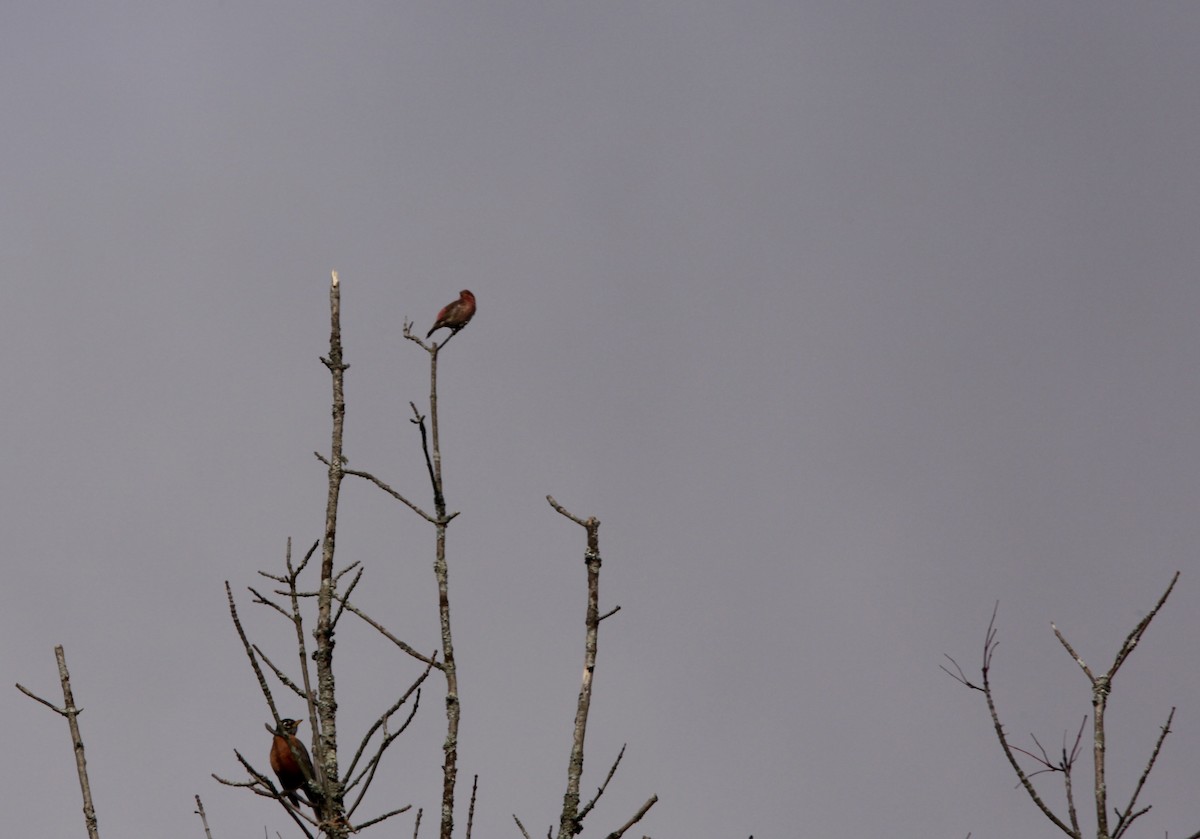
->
<box><xmin>945</xmin><ymin>573</ymin><xmax>1194</xmax><ymax>839</ymax></box>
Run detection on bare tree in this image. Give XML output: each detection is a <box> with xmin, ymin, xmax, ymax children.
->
<box><xmin>20</xmin><ymin>275</ymin><xmax>657</xmax><ymax>839</ymax></box>
<box><xmin>944</xmin><ymin>572</ymin><xmax>1200</xmax><ymax>839</ymax></box>
<box><xmin>214</xmin><ymin>273</ymin><xmax>433</xmax><ymax>837</ymax></box>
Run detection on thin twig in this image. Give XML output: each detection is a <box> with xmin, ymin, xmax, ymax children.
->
<box><xmin>578</xmin><ymin>745</ymin><xmax>627</xmax><ymax>823</ymax></box>
<box><xmin>339</xmin><ymin>462</ymin><xmax>439</xmax><ymax>523</ymax></box>
<box><xmin>353</xmin><ymin>805</ymin><xmax>413</xmax><ymax>831</ymax></box>
<box><xmin>330</xmin><ymin>595</ymin><xmax>442</xmax><ymax>669</ymax></box>
<box><xmin>466</xmin><ymin>774</ymin><xmax>479</xmax><ymax>839</ymax></box>
<box><xmin>603</xmin><ymin>794</ymin><xmax>658</xmax><ymax>839</ymax></box>
<box><xmin>1112</xmin><ymin>707</ymin><xmax>1175</xmax><ymax>839</ymax></box>
<box><xmin>226</xmin><ymin>582</ymin><xmax>279</xmax><ymax>724</ymax></box>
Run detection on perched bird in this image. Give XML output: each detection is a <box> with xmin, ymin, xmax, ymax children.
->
<box><xmin>426</xmin><ymin>289</ymin><xmax>476</xmax><ymax>339</ymax></box>
<box><xmin>269</xmin><ymin>718</ymin><xmax>323</xmax><ymax>813</ymax></box>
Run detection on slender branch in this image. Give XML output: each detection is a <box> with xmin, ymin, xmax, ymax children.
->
<box><xmin>194</xmin><ymin>795</ymin><xmax>213</xmax><ymax>839</ymax></box>
<box><xmin>603</xmin><ymin>794</ymin><xmax>658</xmax><ymax>839</ymax></box>
<box><xmin>578</xmin><ymin>744</ymin><xmax>626</xmax><ymax>823</ymax></box>
<box><xmin>409</xmin><ymin>335</ymin><xmax>461</xmax><ymax>839</ymax></box>
<box><xmin>225</xmin><ymin>581</ymin><xmax>279</xmax><ymax>724</ymax></box>
<box><xmin>345</xmin><ymin>656</ymin><xmax>436</xmax><ymax>784</ymax></box>
<box><xmin>1052</xmin><ymin>623</ymin><xmax>1096</xmax><ymax>683</ymax></box>
<box><xmin>466</xmin><ymin>774</ymin><xmax>479</xmax><ymax>839</ymax></box>
<box><xmin>353</xmin><ymin>805</ymin><xmax>414</xmax><ymax>831</ymax></box>
<box><xmin>346</xmin><ymin>685</ymin><xmax>425</xmax><ymax>812</ymax></box>
<box><xmin>945</xmin><ymin>606</ymin><xmax>1076</xmax><ymax>837</ymax></box>
<box><xmin>332</xmin><ymin>566</ymin><xmax>364</xmax><ymax>628</ymax></box>
<box><xmin>513</xmin><ymin>814</ymin><xmax>532</xmax><ymax>839</ymax></box>
<box><xmin>331</xmin><ymin>595</ymin><xmax>442</xmax><ymax>669</ymax></box>
<box><xmin>340</xmin><ymin>463</ymin><xmax>439</xmax><ymax>523</ymax></box>
<box><xmin>1112</xmin><ymin>707</ymin><xmax>1175</xmax><ymax>839</ymax></box>
<box><xmin>1110</xmin><ymin>571</ymin><xmax>1179</xmax><ymax>678</ymax></box>
<box><xmin>551</xmin><ymin>496</ymin><xmax>603</xmax><ymax>839</ymax></box>
<box><xmin>16</xmin><ymin>646</ymin><xmax>101</xmax><ymax>839</ymax></box>
<box><xmin>250</xmin><ymin>644</ymin><xmax>305</xmax><ymax>699</ymax></box>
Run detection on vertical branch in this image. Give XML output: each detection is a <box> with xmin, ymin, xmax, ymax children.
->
<box><xmin>194</xmin><ymin>795</ymin><xmax>214</xmax><ymax>839</ymax></box>
<box><xmin>548</xmin><ymin>496</ymin><xmax>602</xmax><ymax>839</ymax></box>
<box><xmin>15</xmin><ymin>646</ymin><xmax>101</xmax><ymax>839</ymax></box>
<box><xmin>316</xmin><ymin>270</ymin><xmax>349</xmax><ymax>834</ymax></box>
<box><xmin>1092</xmin><ymin>678</ymin><xmax>1110</xmax><ymax>839</ymax></box>
<box><xmin>427</xmin><ymin>343</ymin><xmax>460</xmax><ymax>839</ymax></box>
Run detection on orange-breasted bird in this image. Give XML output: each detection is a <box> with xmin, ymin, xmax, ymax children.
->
<box><xmin>269</xmin><ymin>718</ymin><xmax>323</xmax><ymax>813</ymax></box>
<box><xmin>426</xmin><ymin>289</ymin><xmax>476</xmax><ymax>339</ymax></box>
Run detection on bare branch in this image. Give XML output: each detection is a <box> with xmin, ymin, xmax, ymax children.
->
<box><xmin>546</xmin><ymin>494</ymin><xmax>589</xmax><ymax>527</ymax></box>
<box><xmin>1052</xmin><ymin>623</ymin><xmax>1096</xmax><ymax>683</ymax></box>
<box><xmin>332</xmin><ymin>566</ymin><xmax>364</xmax><ymax>628</ymax></box>
<box><xmin>330</xmin><ymin>594</ymin><xmax>442</xmax><ymax>669</ymax></box>
<box><xmin>14</xmin><ymin>681</ymin><xmax>66</xmax><ymax>714</ymax></box>
<box><xmin>958</xmin><ymin>607</ymin><xmax>1078</xmax><ymax>837</ymax></box>
<box><xmin>578</xmin><ymin>745</ymin><xmax>627</xmax><ymax>823</ymax></box>
<box><xmin>513</xmin><ymin>814</ymin><xmax>532</xmax><ymax>839</ymax></box>
<box><xmin>194</xmin><ymin>795</ymin><xmax>214</xmax><ymax>839</ymax></box>
<box><xmin>346</xmin><ymin>686</ymin><xmax>424</xmax><ymax>812</ymax></box>
<box><xmin>341</xmin><ymin>462</ymin><xmax>439</xmax><ymax>523</ymax></box>
<box><xmin>251</xmin><ymin>645</ymin><xmax>306</xmax><ymax>699</ymax></box>
<box><xmin>466</xmin><ymin>775</ymin><xmax>479</xmax><ymax>839</ymax></box>
<box><xmin>603</xmin><ymin>795</ymin><xmax>658</xmax><ymax>839</ymax></box>
<box><xmin>17</xmin><ymin>646</ymin><xmax>100</xmax><ymax>839</ymax></box>
<box><xmin>1112</xmin><ymin>707</ymin><xmax>1175</xmax><ymax>839</ymax></box>
<box><xmin>226</xmin><ymin>581</ymin><xmax>280</xmax><ymax>726</ymax></box>
<box><xmin>598</xmin><ymin>605</ymin><xmax>622</xmax><ymax>622</ymax></box>
<box><xmin>1110</xmin><ymin>571</ymin><xmax>1179</xmax><ymax>678</ymax></box>
<box><xmin>353</xmin><ymin>805</ymin><xmax>414</xmax><ymax>831</ymax></box>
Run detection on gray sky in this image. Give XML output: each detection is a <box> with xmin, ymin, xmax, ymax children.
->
<box><xmin>4</xmin><ymin>3</ymin><xmax>1200</xmax><ymax>837</ymax></box>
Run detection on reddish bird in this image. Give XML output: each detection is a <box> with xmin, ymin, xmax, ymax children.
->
<box><xmin>269</xmin><ymin>718</ymin><xmax>323</xmax><ymax>813</ymax></box>
<box><xmin>426</xmin><ymin>289</ymin><xmax>476</xmax><ymax>339</ymax></box>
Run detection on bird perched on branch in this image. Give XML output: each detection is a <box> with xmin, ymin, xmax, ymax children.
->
<box><xmin>426</xmin><ymin>289</ymin><xmax>476</xmax><ymax>339</ymax></box>
<box><xmin>269</xmin><ymin>718</ymin><xmax>324</xmax><ymax>814</ymax></box>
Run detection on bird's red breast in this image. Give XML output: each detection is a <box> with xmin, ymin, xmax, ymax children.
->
<box><xmin>269</xmin><ymin>719</ymin><xmax>320</xmax><ymax>810</ymax></box>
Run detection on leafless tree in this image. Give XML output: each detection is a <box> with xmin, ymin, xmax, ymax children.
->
<box><xmin>214</xmin><ymin>273</ymin><xmax>433</xmax><ymax>837</ymax></box>
<box><xmin>944</xmin><ymin>572</ymin><xmax>1200</xmax><ymax>839</ymax></box>
<box><xmin>20</xmin><ymin>274</ymin><xmax>656</xmax><ymax>839</ymax></box>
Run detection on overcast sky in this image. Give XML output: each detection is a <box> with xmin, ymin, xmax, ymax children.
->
<box><xmin>4</xmin><ymin>3</ymin><xmax>1200</xmax><ymax>838</ymax></box>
